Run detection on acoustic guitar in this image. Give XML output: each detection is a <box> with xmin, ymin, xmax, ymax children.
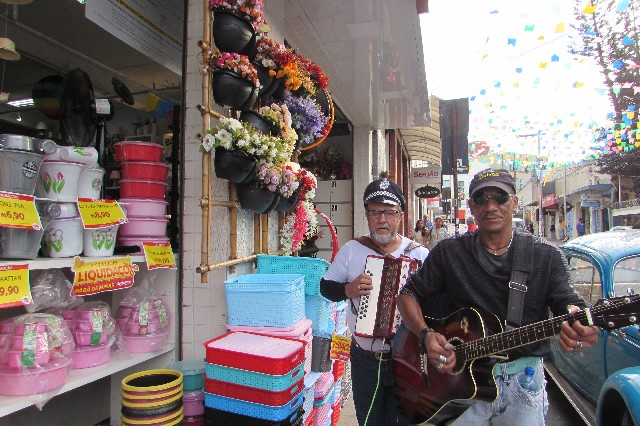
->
<box><xmin>392</xmin><ymin>295</ymin><xmax>640</xmax><ymax>425</ymax></box>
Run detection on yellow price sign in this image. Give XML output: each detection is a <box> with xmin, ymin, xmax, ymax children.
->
<box><xmin>0</xmin><ymin>264</ymin><xmax>32</xmax><ymax>308</ymax></box>
<box><xmin>77</xmin><ymin>198</ymin><xmax>128</xmax><ymax>229</ymax></box>
<box><xmin>71</xmin><ymin>256</ymin><xmax>139</xmax><ymax>296</ymax></box>
<box><xmin>330</xmin><ymin>333</ymin><xmax>351</xmax><ymax>361</ymax></box>
<box><xmin>142</xmin><ymin>242</ymin><xmax>176</xmax><ymax>270</ymax></box>
<box><xmin>0</xmin><ymin>191</ymin><xmax>42</xmax><ymax>230</ymax></box>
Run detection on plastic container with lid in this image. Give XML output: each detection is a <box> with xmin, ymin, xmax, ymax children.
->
<box><xmin>169</xmin><ymin>359</ymin><xmax>205</xmax><ymax>391</ymax></box>
<box><xmin>183</xmin><ymin>390</ymin><xmax>205</xmax><ymax>417</ymax></box>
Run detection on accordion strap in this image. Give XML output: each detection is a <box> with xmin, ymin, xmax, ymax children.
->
<box><xmin>354</xmin><ymin>236</ymin><xmax>423</xmax><ymax>258</ymax></box>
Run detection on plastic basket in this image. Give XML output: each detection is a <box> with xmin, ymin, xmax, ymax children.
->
<box><xmin>302</xmin><ymin>372</ymin><xmax>321</xmax><ymax>422</ymax></box>
<box><xmin>330</xmin><ymin>397</ymin><xmax>342</xmax><ymax>426</ymax></box>
<box><xmin>204</xmin><ymin>406</ymin><xmax>304</xmax><ymax>426</ymax></box>
<box><xmin>332</xmin><ymin>303</ymin><xmax>347</xmax><ymax>331</ymax></box>
<box><xmin>205</xmin><ymin>362</ymin><xmax>304</xmax><ymax>392</ymax></box>
<box><xmin>257</xmin><ymin>255</ymin><xmax>330</xmax><ymax>296</ymax></box>
<box><xmin>204</xmin><ymin>391</ymin><xmax>303</xmax><ymax>422</ymax></box>
<box><xmin>225</xmin><ymin>274</ymin><xmax>305</xmax><ymax>328</ymax></box>
<box><xmin>311</xmin><ymin>334</ymin><xmax>332</xmax><ymax>373</ymax></box>
<box><xmin>304</xmin><ymin>407</ymin><xmax>317</xmax><ymax>426</ymax></box>
<box><xmin>331</xmin><ymin>379</ymin><xmax>342</xmax><ymax>405</ymax></box>
<box><xmin>331</xmin><ymin>360</ymin><xmax>345</xmax><ymax>382</ymax></box>
<box><xmin>204</xmin><ymin>377</ymin><xmax>303</xmax><ymax>407</ymax></box>
<box><xmin>305</xmin><ymin>295</ymin><xmax>331</xmax><ymax>332</ymax></box>
<box><xmin>312</xmin><ymin>391</ymin><xmax>333</xmax><ymax>426</ymax></box>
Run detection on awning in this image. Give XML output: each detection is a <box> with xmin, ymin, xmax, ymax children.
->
<box><xmin>567</xmin><ymin>184</ymin><xmax>613</xmax><ymax>196</ymax></box>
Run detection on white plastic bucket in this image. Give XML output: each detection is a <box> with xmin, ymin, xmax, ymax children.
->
<box><xmin>35</xmin><ymin>160</ymin><xmax>83</xmax><ymax>202</ymax></box>
<box><xmin>77</xmin><ymin>166</ymin><xmax>104</xmax><ymax>199</ymax></box>
<box><xmin>83</xmin><ymin>224</ymin><xmax>119</xmax><ymax>257</ymax></box>
<box><xmin>41</xmin><ymin>216</ymin><xmax>83</xmax><ymax>257</ymax></box>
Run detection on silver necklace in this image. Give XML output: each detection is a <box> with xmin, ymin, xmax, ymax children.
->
<box><xmin>485</xmin><ymin>231</ymin><xmax>514</xmax><ymax>255</ymax></box>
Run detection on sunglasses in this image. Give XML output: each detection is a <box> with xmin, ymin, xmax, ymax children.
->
<box><xmin>472</xmin><ymin>192</ymin><xmax>512</xmax><ymax>206</ymax></box>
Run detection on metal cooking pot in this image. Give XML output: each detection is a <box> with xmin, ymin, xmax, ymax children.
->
<box><xmin>0</xmin><ymin>134</ymin><xmax>57</xmax><ymax>155</ymax></box>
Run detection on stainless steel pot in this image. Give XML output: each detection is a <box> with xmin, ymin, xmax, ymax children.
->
<box><xmin>0</xmin><ymin>148</ymin><xmax>45</xmax><ymax>195</ymax></box>
<box><xmin>0</xmin><ymin>134</ymin><xmax>57</xmax><ymax>155</ymax></box>
<box><xmin>0</xmin><ymin>227</ymin><xmax>44</xmax><ymax>260</ymax></box>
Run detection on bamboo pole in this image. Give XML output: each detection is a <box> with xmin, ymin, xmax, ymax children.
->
<box><xmin>261</xmin><ymin>214</ymin><xmax>269</xmax><ymax>254</ymax></box>
<box><xmin>253</xmin><ymin>213</ymin><xmax>261</xmax><ymax>257</ymax></box>
<box><xmin>196</xmin><ymin>250</ymin><xmax>282</xmax><ymax>273</ymax></box>
<box><xmin>229</xmin><ymin>182</ymin><xmax>239</xmax><ymax>273</ymax></box>
<box><xmin>199</xmin><ymin>0</ymin><xmax>213</xmax><ymax>283</ymax></box>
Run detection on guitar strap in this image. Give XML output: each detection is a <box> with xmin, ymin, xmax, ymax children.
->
<box><xmin>506</xmin><ymin>230</ymin><xmax>534</xmax><ymax>330</ymax></box>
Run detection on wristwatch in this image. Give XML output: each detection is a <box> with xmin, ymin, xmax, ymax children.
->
<box><xmin>419</xmin><ymin>327</ymin><xmax>435</xmax><ymax>352</ymax></box>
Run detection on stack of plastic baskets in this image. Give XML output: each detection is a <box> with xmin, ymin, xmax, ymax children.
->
<box><xmin>203</xmin><ymin>332</ymin><xmax>305</xmax><ymax>425</ymax></box>
<box><xmin>312</xmin><ymin>372</ymin><xmax>334</xmax><ymax>426</ymax></box>
<box><xmin>302</xmin><ymin>371</ymin><xmax>321</xmax><ymax>425</ymax></box>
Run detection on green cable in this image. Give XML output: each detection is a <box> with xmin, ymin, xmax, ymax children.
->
<box><xmin>363</xmin><ymin>348</ymin><xmax>385</xmax><ymax>425</ymax></box>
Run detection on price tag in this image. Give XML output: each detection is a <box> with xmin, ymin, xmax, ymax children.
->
<box><xmin>330</xmin><ymin>334</ymin><xmax>351</xmax><ymax>361</ymax></box>
<box><xmin>142</xmin><ymin>242</ymin><xmax>176</xmax><ymax>270</ymax></box>
<box><xmin>0</xmin><ymin>264</ymin><xmax>32</xmax><ymax>308</ymax></box>
<box><xmin>71</xmin><ymin>256</ymin><xmax>139</xmax><ymax>296</ymax></box>
<box><xmin>77</xmin><ymin>198</ymin><xmax>128</xmax><ymax>229</ymax></box>
<box><xmin>0</xmin><ymin>191</ymin><xmax>42</xmax><ymax>230</ymax></box>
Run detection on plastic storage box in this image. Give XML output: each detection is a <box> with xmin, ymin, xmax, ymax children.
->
<box><xmin>256</xmin><ymin>255</ymin><xmax>330</xmax><ymax>295</ymax></box>
<box><xmin>305</xmin><ymin>295</ymin><xmax>331</xmax><ymax>332</ymax></box>
<box><xmin>225</xmin><ymin>274</ymin><xmax>305</xmax><ymax>328</ymax></box>
<box><xmin>204</xmin><ymin>362</ymin><xmax>304</xmax><ymax>392</ymax></box>
<box><xmin>226</xmin><ymin>318</ymin><xmax>313</xmax><ymax>375</ymax></box>
<box><xmin>302</xmin><ymin>372</ymin><xmax>321</xmax><ymax>423</ymax></box>
<box><xmin>204</xmin><ymin>332</ymin><xmax>304</xmax><ymax>375</ymax></box>
<box><xmin>204</xmin><ymin>377</ymin><xmax>303</xmax><ymax>406</ymax></box>
<box><xmin>204</xmin><ymin>406</ymin><xmax>304</xmax><ymax>426</ymax></box>
<box><xmin>203</xmin><ymin>391</ymin><xmax>304</xmax><ymax>422</ymax></box>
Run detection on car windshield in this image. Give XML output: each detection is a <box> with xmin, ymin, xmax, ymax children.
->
<box><xmin>613</xmin><ymin>255</ymin><xmax>640</xmax><ymax>296</ymax></box>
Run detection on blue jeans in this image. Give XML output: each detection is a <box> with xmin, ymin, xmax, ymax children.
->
<box><xmin>349</xmin><ymin>342</ymin><xmax>410</xmax><ymax>426</ymax></box>
<box><xmin>451</xmin><ymin>361</ymin><xmax>548</xmax><ymax>425</ymax></box>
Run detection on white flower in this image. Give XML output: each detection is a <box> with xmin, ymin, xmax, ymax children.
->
<box><xmin>202</xmin><ymin>134</ymin><xmax>215</xmax><ymax>152</ymax></box>
<box><xmin>227</xmin><ymin>118</ymin><xmax>243</xmax><ymax>131</ymax></box>
<box><xmin>215</xmin><ymin>129</ymin><xmax>233</xmax><ymax>146</ymax></box>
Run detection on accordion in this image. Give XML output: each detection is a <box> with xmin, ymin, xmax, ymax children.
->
<box><xmin>354</xmin><ymin>255</ymin><xmax>418</xmax><ymax>338</ymax></box>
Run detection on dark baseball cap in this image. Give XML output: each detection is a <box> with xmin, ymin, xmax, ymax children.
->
<box><xmin>469</xmin><ymin>168</ymin><xmax>516</xmax><ymax>197</ymax></box>
<box><xmin>363</xmin><ymin>178</ymin><xmax>406</xmax><ymax>211</ymax></box>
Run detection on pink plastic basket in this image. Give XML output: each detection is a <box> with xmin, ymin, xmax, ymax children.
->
<box><xmin>204</xmin><ymin>332</ymin><xmax>305</xmax><ymax>375</ymax></box>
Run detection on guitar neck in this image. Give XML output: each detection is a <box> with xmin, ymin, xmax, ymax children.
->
<box><xmin>458</xmin><ymin>310</ymin><xmax>586</xmax><ymax>360</ymax></box>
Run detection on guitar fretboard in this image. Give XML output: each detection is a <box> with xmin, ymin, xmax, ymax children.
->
<box><xmin>456</xmin><ymin>308</ymin><xmax>591</xmax><ymax>360</ymax></box>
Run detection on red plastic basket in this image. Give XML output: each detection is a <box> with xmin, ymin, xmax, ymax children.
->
<box><xmin>304</xmin><ymin>407</ymin><xmax>317</xmax><ymax>426</ymax></box>
<box><xmin>204</xmin><ymin>377</ymin><xmax>303</xmax><ymax>407</ymax></box>
<box><xmin>204</xmin><ymin>332</ymin><xmax>305</xmax><ymax>375</ymax></box>
<box><xmin>330</xmin><ymin>397</ymin><xmax>342</xmax><ymax>425</ymax></box>
<box><xmin>332</xmin><ymin>360</ymin><xmax>345</xmax><ymax>382</ymax></box>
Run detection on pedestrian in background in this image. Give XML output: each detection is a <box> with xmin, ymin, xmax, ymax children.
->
<box><xmin>576</xmin><ymin>218</ymin><xmax>586</xmax><ymax>236</ymax></box>
<box><xmin>426</xmin><ymin>217</ymin><xmax>449</xmax><ymax>250</ymax></box>
<box><xmin>413</xmin><ymin>219</ymin><xmax>427</xmax><ymax>244</ymax></box>
<box><xmin>466</xmin><ymin>216</ymin><xmax>478</xmax><ymax>232</ymax></box>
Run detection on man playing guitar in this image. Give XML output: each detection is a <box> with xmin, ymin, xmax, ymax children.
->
<box><xmin>397</xmin><ymin>168</ymin><xmax>599</xmax><ymax>425</ymax></box>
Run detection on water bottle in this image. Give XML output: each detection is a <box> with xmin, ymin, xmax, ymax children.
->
<box><xmin>518</xmin><ymin>366</ymin><xmax>538</xmax><ymax>392</ymax></box>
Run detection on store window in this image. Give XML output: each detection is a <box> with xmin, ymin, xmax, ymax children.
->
<box><xmin>613</xmin><ymin>256</ymin><xmax>640</xmax><ymax>297</ymax></box>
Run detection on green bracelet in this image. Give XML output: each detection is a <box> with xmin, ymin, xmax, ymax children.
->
<box><xmin>419</xmin><ymin>327</ymin><xmax>435</xmax><ymax>352</ymax></box>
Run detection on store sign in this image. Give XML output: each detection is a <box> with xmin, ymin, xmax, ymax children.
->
<box><xmin>330</xmin><ymin>334</ymin><xmax>351</xmax><ymax>361</ymax></box>
<box><xmin>0</xmin><ymin>264</ymin><xmax>31</xmax><ymax>308</ymax></box>
<box><xmin>541</xmin><ymin>194</ymin><xmax>557</xmax><ymax>208</ymax></box>
<box><xmin>415</xmin><ymin>185</ymin><xmax>441</xmax><ymax>199</ymax></box>
<box><xmin>71</xmin><ymin>257</ymin><xmax>139</xmax><ymax>296</ymax></box>
<box><xmin>0</xmin><ymin>192</ymin><xmax>41</xmax><ymax>230</ymax></box>
<box><xmin>77</xmin><ymin>198</ymin><xmax>128</xmax><ymax>229</ymax></box>
<box><xmin>412</xmin><ymin>167</ymin><xmax>441</xmax><ymax>185</ymax></box>
<box><xmin>143</xmin><ymin>242</ymin><xmax>176</xmax><ymax>270</ymax></box>
<box><xmin>582</xmin><ymin>200</ymin><xmax>601</xmax><ymax>208</ymax></box>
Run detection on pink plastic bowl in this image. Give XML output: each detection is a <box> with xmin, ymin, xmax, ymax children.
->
<box><xmin>11</xmin><ymin>333</ymin><xmax>48</xmax><ymax>351</ymax></box>
<box><xmin>183</xmin><ymin>391</ymin><xmax>205</xmax><ymax>417</ymax></box>
<box><xmin>120</xmin><ymin>161</ymin><xmax>169</xmax><ymax>181</ymax></box>
<box><xmin>118</xmin><ymin>198</ymin><xmax>168</xmax><ymax>218</ymax></box>
<box><xmin>6</xmin><ymin>349</ymin><xmax>51</xmax><ymax>368</ymax></box>
<box><xmin>125</xmin><ymin>319</ymin><xmax>165</xmax><ymax>336</ymax></box>
<box><xmin>72</xmin><ymin>341</ymin><xmax>112</xmax><ymax>369</ymax></box>
<box><xmin>119</xmin><ymin>179</ymin><xmax>167</xmax><ymax>199</ymax></box>
<box><xmin>122</xmin><ymin>331</ymin><xmax>168</xmax><ymax>354</ymax></box>
<box><xmin>73</xmin><ymin>330</ymin><xmax>108</xmax><ymax>347</ymax></box>
<box><xmin>118</xmin><ymin>218</ymin><xmax>168</xmax><ymax>238</ymax></box>
<box><xmin>13</xmin><ymin>322</ymin><xmax>48</xmax><ymax>334</ymax></box>
<box><xmin>114</xmin><ymin>141</ymin><xmax>164</xmax><ymax>162</ymax></box>
<box><xmin>0</xmin><ymin>358</ymin><xmax>71</xmax><ymax>396</ymax></box>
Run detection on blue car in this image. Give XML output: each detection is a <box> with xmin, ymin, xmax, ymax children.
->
<box><xmin>547</xmin><ymin>230</ymin><xmax>640</xmax><ymax>426</ymax></box>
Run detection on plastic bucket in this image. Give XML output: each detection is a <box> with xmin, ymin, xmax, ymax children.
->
<box><xmin>0</xmin><ymin>148</ymin><xmax>44</xmax><ymax>195</ymax></box>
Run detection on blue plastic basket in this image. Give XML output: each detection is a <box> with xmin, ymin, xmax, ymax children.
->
<box><xmin>257</xmin><ymin>255</ymin><xmax>330</xmax><ymax>295</ymax></box>
<box><xmin>204</xmin><ymin>391</ymin><xmax>304</xmax><ymax>422</ymax></box>
<box><xmin>305</xmin><ymin>295</ymin><xmax>331</xmax><ymax>332</ymax></box>
<box><xmin>225</xmin><ymin>274</ymin><xmax>305</xmax><ymax>328</ymax></box>
<box><xmin>205</xmin><ymin>361</ymin><xmax>305</xmax><ymax>392</ymax></box>
<box><xmin>332</xmin><ymin>302</ymin><xmax>347</xmax><ymax>331</ymax></box>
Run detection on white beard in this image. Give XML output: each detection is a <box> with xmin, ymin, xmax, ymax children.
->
<box><xmin>371</xmin><ymin>231</ymin><xmax>396</xmax><ymax>245</ymax></box>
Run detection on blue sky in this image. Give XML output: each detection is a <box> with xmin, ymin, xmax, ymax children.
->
<box><xmin>420</xmin><ymin>0</ymin><xmax>614</xmax><ymax>164</ymax></box>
